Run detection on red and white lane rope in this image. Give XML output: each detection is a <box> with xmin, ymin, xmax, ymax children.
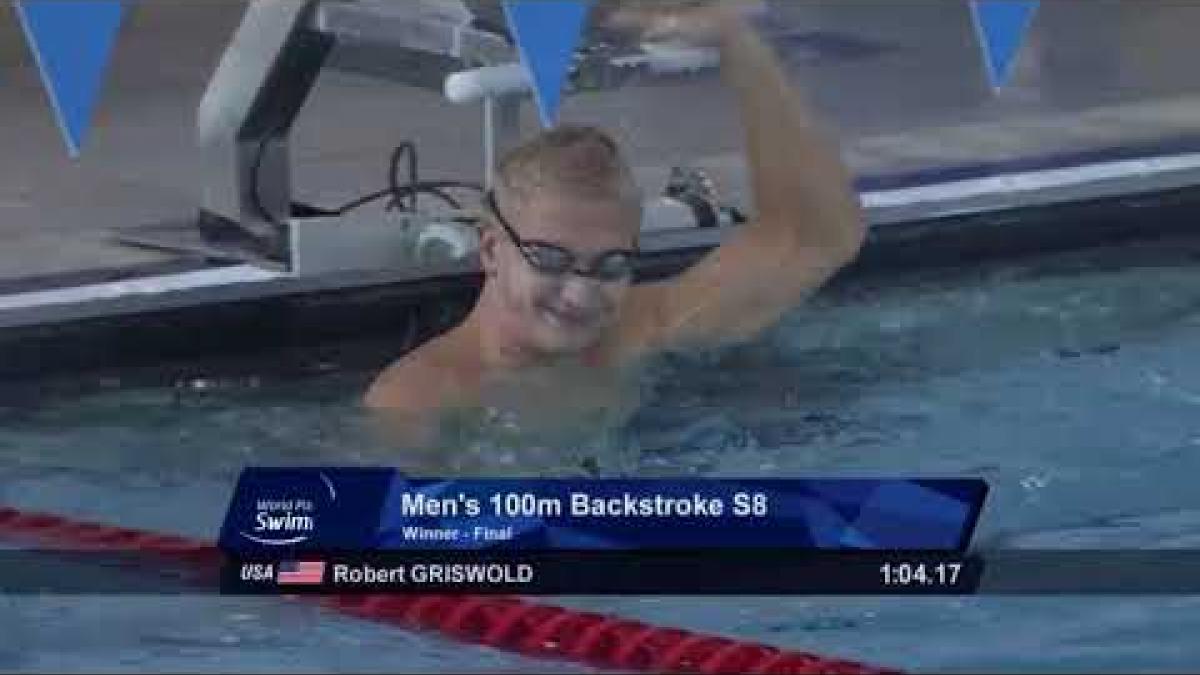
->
<box><xmin>0</xmin><ymin>506</ymin><xmax>897</xmax><ymax>674</ymax></box>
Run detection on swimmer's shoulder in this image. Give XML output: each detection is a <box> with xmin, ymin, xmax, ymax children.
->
<box><xmin>364</xmin><ymin>328</ymin><xmax>478</xmax><ymax>412</ymax></box>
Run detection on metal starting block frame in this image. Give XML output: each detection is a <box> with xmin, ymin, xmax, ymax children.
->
<box><xmin>184</xmin><ymin>0</ymin><xmax>726</xmax><ymax>277</ymax></box>
<box><xmin>116</xmin><ymin>1</ymin><xmax>1200</xmax><ymax>281</ymax></box>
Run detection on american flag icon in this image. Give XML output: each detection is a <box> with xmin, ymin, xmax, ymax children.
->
<box><xmin>277</xmin><ymin>560</ymin><xmax>325</xmax><ymax>585</ymax></box>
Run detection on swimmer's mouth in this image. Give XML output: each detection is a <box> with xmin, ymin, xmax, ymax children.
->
<box><xmin>542</xmin><ymin>307</ymin><xmax>598</xmax><ymax>330</ymax></box>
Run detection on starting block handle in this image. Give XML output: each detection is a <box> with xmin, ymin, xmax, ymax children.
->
<box><xmin>444</xmin><ymin>63</ymin><xmax>531</xmax><ymax>104</ymax></box>
<box><xmin>443</xmin><ymin>43</ymin><xmax>722</xmax><ymax>105</ymax></box>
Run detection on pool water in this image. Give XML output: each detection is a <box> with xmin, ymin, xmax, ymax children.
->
<box><xmin>2</xmin><ymin>234</ymin><xmax>1200</xmax><ymax>672</ymax></box>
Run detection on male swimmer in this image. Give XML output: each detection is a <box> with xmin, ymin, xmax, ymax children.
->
<box><xmin>365</xmin><ymin>3</ymin><xmax>865</xmax><ymax>446</ymax></box>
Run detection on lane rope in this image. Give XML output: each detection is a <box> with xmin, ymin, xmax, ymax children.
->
<box><xmin>0</xmin><ymin>506</ymin><xmax>897</xmax><ymax>674</ymax></box>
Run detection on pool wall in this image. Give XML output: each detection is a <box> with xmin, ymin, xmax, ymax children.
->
<box><xmin>2</xmin><ymin>152</ymin><xmax>1199</xmax><ymax>382</ymax></box>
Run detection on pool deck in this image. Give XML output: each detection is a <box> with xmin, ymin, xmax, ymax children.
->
<box><xmin>1</xmin><ymin>1</ymin><xmax>1198</xmax><ymax>286</ymax></box>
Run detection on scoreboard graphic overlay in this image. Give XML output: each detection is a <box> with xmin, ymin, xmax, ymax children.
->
<box><xmin>219</xmin><ymin>468</ymin><xmax>988</xmax><ymax>594</ymax></box>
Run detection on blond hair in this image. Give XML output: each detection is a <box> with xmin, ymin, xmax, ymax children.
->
<box><xmin>492</xmin><ymin>125</ymin><xmax>642</xmax><ymax>217</ymax></box>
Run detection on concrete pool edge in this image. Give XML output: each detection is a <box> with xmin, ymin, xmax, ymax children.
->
<box><xmin>2</xmin><ymin>153</ymin><xmax>1200</xmax><ymax>381</ymax></box>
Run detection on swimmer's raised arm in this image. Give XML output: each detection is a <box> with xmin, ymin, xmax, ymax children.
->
<box><xmin>610</xmin><ymin>3</ymin><xmax>865</xmax><ymax>353</ymax></box>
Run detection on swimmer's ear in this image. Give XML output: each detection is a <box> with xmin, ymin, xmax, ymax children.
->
<box><xmin>477</xmin><ymin>215</ymin><xmax>501</xmax><ymax>278</ymax></box>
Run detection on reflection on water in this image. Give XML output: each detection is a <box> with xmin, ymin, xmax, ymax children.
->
<box><xmin>435</xmin><ymin>358</ymin><xmax>647</xmax><ymax>477</ymax></box>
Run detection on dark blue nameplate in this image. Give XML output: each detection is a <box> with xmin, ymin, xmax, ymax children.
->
<box><xmin>218</xmin><ymin>469</ymin><xmax>986</xmax><ymax>554</ymax></box>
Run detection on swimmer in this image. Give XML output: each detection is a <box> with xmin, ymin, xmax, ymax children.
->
<box><xmin>365</xmin><ymin>2</ymin><xmax>865</xmax><ymax>446</ymax></box>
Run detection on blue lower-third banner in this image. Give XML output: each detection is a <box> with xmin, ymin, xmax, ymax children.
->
<box><xmin>218</xmin><ymin>469</ymin><xmax>988</xmax><ymax>555</ymax></box>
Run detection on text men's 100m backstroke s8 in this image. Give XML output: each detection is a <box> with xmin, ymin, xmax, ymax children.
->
<box><xmin>397</xmin><ymin>491</ymin><xmax>771</xmax><ymax>518</ymax></box>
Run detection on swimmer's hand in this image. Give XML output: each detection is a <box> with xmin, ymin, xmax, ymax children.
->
<box><xmin>603</xmin><ymin>1</ymin><xmax>757</xmax><ymax>47</ymax></box>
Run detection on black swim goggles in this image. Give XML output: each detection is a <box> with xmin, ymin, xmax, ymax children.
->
<box><xmin>484</xmin><ymin>190</ymin><xmax>638</xmax><ymax>282</ymax></box>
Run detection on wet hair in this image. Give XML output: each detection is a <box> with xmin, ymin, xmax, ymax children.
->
<box><xmin>492</xmin><ymin>125</ymin><xmax>643</xmax><ymax>219</ymax></box>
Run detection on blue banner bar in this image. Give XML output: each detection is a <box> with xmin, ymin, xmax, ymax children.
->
<box><xmin>219</xmin><ymin>469</ymin><xmax>987</xmax><ymax>554</ymax></box>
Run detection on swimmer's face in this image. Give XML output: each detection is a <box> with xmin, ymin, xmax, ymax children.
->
<box><xmin>480</xmin><ymin>190</ymin><xmax>640</xmax><ymax>354</ymax></box>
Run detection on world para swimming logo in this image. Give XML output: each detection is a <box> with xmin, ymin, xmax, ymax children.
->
<box><xmin>239</xmin><ymin>471</ymin><xmax>337</xmax><ymax>546</ymax></box>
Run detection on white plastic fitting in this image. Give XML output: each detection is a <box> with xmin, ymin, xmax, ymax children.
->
<box><xmin>444</xmin><ymin>63</ymin><xmax>533</xmax><ymax>104</ymax></box>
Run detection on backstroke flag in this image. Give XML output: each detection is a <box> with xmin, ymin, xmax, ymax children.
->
<box><xmin>970</xmin><ymin>0</ymin><xmax>1039</xmax><ymax>90</ymax></box>
<box><xmin>14</xmin><ymin>0</ymin><xmax>126</xmax><ymax>157</ymax></box>
<box><xmin>502</xmin><ymin>0</ymin><xmax>592</xmax><ymax>128</ymax></box>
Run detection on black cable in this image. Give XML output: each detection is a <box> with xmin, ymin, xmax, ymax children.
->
<box><xmin>416</xmin><ymin>185</ymin><xmax>461</xmax><ymax>209</ymax></box>
<box><xmin>423</xmin><ymin>179</ymin><xmax>486</xmax><ymax>193</ymax></box>
<box><xmin>328</xmin><ymin>188</ymin><xmax>389</xmax><ymax>214</ymax></box>
<box><xmin>329</xmin><ymin>180</ymin><xmax>482</xmax><ymax>215</ymax></box>
<box><xmin>255</xmin><ymin>133</ymin><xmax>487</xmax><ymax>220</ymax></box>
<box><xmin>414</xmin><ymin>180</ymin><xmax>485</xmax><ymax>210</ymax></box>
<box><xmin>387</xmin><ymin>141</ymin><xmax>419</xmax><ymax>212</ymax></box>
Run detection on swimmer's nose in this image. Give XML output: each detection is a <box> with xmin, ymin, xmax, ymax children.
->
<box><xmin>558</xmin><ymin>274</ymin><xmax>607</xmax><ymax>309</ymax></box>
<box><xmin>549</xmin><ymin>278</ymin><xmax>613</xmax><ymax>324</ymax></box>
